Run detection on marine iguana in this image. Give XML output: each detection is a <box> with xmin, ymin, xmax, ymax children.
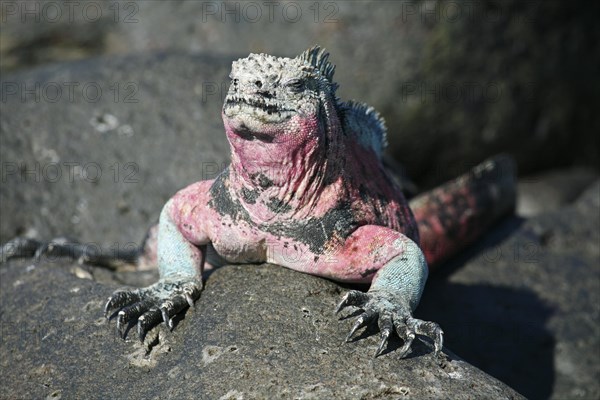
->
<box><xmin>1</xmin><ymin>46</ymin><xmax>516</xmax><ymax>358</ymax></box>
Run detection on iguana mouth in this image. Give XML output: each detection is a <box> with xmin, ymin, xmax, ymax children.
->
<box><xmin>230</xmin><ymin>123</ymin><xmax>276</xmax><ymax>143</ymax></box>
<box><xmin>224</xmin><ymin>94</ymin><xmax>295</xmax><ymax>121</ymax></box>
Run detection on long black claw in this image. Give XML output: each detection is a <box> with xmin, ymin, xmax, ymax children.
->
<box><xmin>335</xmin><ymin>290</ymin><xmax>369</xmax><ymax>314</ymax></box>
<box><xmin>345</xmin><ymin>309</ymin><xmax>376</xmax><ymax>342</ymax></box>
<box><xmin>160</xmin><ymin>295</ymin><xmax>188</xmax><ymax>330</ymax></box>
<box><xmin>393</xmin><ymin>318</ymin><xmax>416</xmax><ymax>358</ymax></box>
<box><xmin>116</xmin><ymin>301</ymin><xmax>151</xmax><ymax>338</ymax></box>
<box><xmin>33</xmin><ymin>243</ymin><xmax>50</xmax><ymax>263</ymax></box>
<box><xmin>345</xmin><ymin>320</ymin><xmax>363</xmax><ymax>343</ymax></box>
<box><xmin>184</xmin><ymin>293</ymin><xmax>195</xmax><ymax>308</ymax></box>
<box><xmin>160</xmin><ymin>308</ymin><xmax>171</xmax><ymax>330</ymax></box>
<box><xmin>182</xmin><ymin>281</ymin><xmax>201</xmax><ymax>308</ymax></box>
<box><xmin>396</xmin><ymin>335</ymin><xmax>415</xmax><ymax>359</ymax></box>
<box><xmin>373</xmin><ymin>312</ymin><xmax>393</xmax><ymax>357</ymax></box>
<box><xmin>116</xmin><ymin>312</ymin><xmax>127</xmax><ymax>338</ymax></box>
<box><xmin>434</xmin><ymin>331</ymin><xmax>444</xmax><ymax>356</ymax></box>
<box><xmin>407</xmin><ymin>318</ymin><xmax>444</xmax><ymax>356</ymax></box>
<box><xmin>137</xmin><ymin>308</ymin><xmax>162</xmax><ymax>341</ymax></box>
<box><xmin>104</xmin><ymin>290</ymin><xmax>141</xmax><ymax>318</ymax></box>
<box><xmin>374</xmin><ymin>328</ymin><xmax>392</xmax><ymax>358</ymax></box>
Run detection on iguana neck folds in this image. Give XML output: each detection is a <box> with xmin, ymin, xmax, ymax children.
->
<box><xmin>222</xmin><ymin>49</ymin><xmax>347</xmax><ymax>222</ymax></box>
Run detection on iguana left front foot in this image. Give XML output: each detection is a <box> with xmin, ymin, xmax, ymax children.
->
<box><xmin>336</xmin><ymin>289</ymin><xmax>443</xmax><ymax>358</ymax></box>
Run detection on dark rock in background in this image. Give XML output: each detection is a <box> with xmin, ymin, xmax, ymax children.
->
<box><xmin>394</xmin><ymin>1</ymin><xmax>600</xmax><ymax>187</ymax></box>
<box><xmin>517</xmin><ymin>167</ymin><xmax>598</xmax><ymax>217</ymax></box>
<box><xmin>2</xmin><ymin>0</ymin><xmax>598</xmax><ymax>185</ymax></box>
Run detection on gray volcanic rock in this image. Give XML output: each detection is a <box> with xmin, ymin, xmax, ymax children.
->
<box><xmin>0</xmin><ymin>52</ymin><xmax>231</xmax><ymax>245</ymax></box>
<box><xmin>0</xmin><ymin>258</ymin><xmax>524</xmax><ymax>399</ymax></box>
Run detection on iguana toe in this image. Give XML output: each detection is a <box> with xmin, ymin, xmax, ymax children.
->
<box><xmin>116</xmin><ymin>300</ymin><xmax>153</xmax><ymax>338</ymax></box>
<box><xmin>335</xmin><ymin>290</ymin><xmax>369</xmax><ymax>314</ymax></box>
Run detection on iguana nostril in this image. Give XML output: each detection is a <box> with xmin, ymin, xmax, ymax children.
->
<box><xmin>255</xmin><ymin>80</ymin><xmax>262</xmax><ymax>88</ymax></box>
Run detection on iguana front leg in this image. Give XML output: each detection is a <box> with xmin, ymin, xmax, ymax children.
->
<box><xmin>105</xmin><ymin>181</ymin><xmax>212</xmax><ymax>340</ymax></box>
<box><xmin>334</xmin><ymin>227</ymin><xmax>443</xmax><ymax>358</ymax></box>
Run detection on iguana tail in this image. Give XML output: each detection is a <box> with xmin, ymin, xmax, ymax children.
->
<box><xmin>409</xmin><ymin>155</ymin><xmax>517</xmax><ymax>269</ymax></box>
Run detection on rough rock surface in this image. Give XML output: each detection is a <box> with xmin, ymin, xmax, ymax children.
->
<box><xmin>0</xmin><ymin>257</ymin><xmax>524</xmax><ymax>400</ymax></box>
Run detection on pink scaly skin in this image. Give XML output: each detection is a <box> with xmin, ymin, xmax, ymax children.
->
<box><xmin>171</xmin><ymin>106</ymin><xmax>417</xmax><ymax>284</ymax></box>
<box><xmin>1</xmin><ymin>46</ymin><xmax>516</xmax><ymax>359</ymax></box>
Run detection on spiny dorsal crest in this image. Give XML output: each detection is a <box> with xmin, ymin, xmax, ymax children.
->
<box><xmin>299</xmin><ymin>46</ymin><xmax>336</xmax><ymax>85</ymax></box>
<box><xmin>340</xmin><ymin>100</ymin><xmax>388</xmax><ymax>158</ymax></box>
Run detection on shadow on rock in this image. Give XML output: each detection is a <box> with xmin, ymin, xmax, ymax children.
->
<box><xmin>420</xmin><ymin>276</ymin><xmax>554</xmax><ymax>400</ymax></box>
<box><xmin>413</xmin><ymin>216</ymin><xmax>555</xmax><ymax>399</ymax></box>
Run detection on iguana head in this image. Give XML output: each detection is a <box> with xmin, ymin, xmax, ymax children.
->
<box><xmin>222</xmin><ymin>46</ymin><xmax>342</xmax><ymax>190</ymax></box>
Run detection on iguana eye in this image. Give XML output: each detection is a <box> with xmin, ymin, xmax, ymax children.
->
<box><xmin>285</xmin><ymin>79</ymin><xmax>305</xmax><ymax>93</ymax></box>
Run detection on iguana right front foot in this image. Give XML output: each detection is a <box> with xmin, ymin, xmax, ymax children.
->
<box><xmin>104</xmin><ymin>279</ymin><xmax>202</xmax><ymax>340</ymax></box>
